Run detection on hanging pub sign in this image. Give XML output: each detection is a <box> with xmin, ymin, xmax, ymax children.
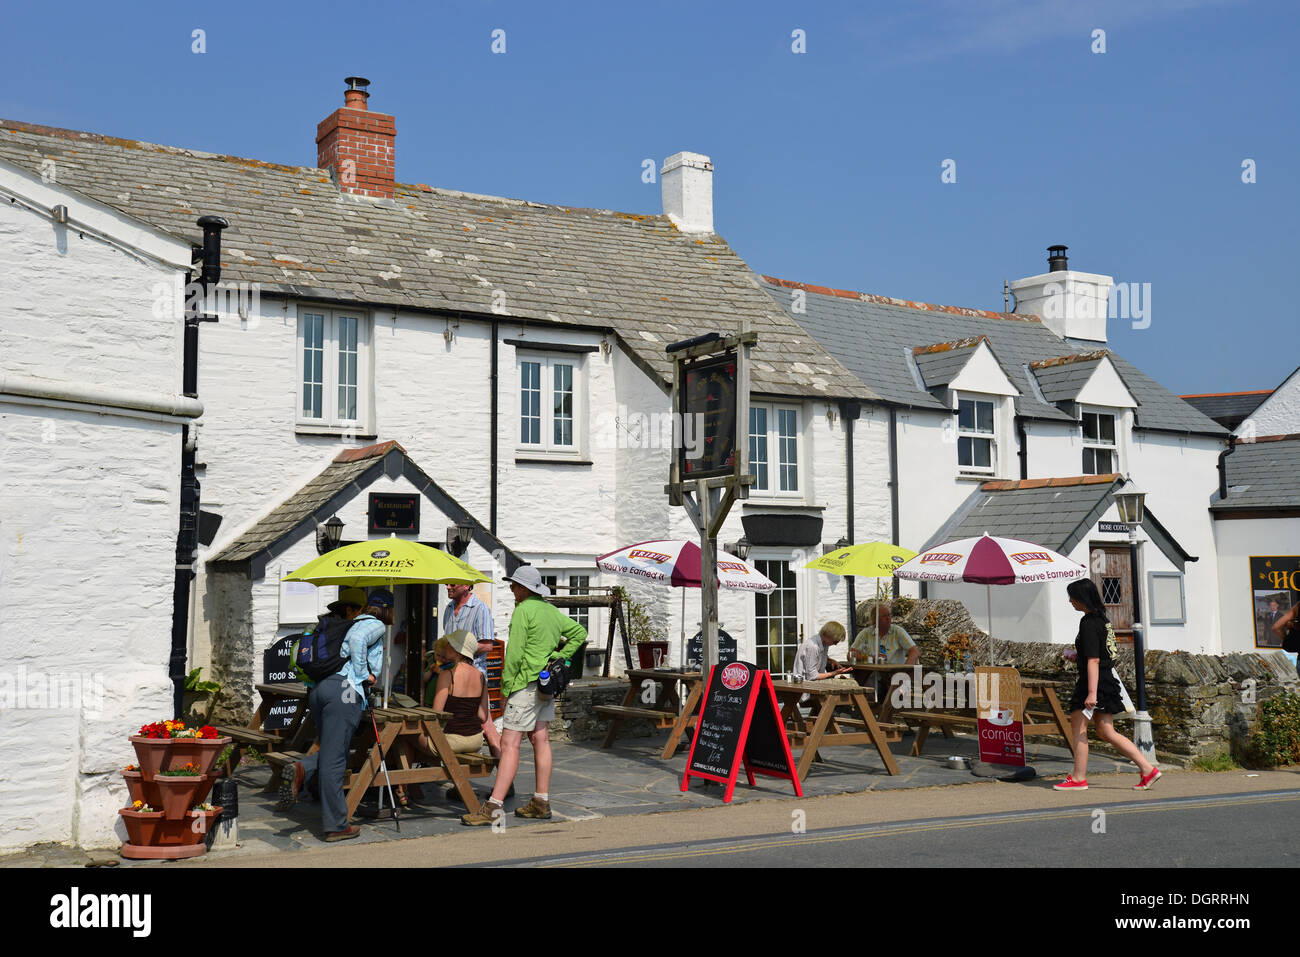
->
<box><xmin>1249</xmin><ymin>555</ymin><xmax>1300</xmax><ymax>649</ymax></box>
<box><xmin>681</xmin><ymin>660</ymin><xmax>801</xmax><ymax>802</ymax></box>
<box><xmin>678</xmin><ymin>350</ymin><xmax>739</xmax><ymax>480</ymax></box>
<box><xmin>368</xmin><ymin>492</ymin><xmax>420</xmax><ymax>535</ymax></box>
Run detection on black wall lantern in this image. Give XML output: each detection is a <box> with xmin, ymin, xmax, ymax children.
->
<box><xmin>317</xmin><ymin>515</ymin><xmax>344</xmax><ymax>555</ymax></box>
<box><xmin>446</xmin><ymin>517</ymin><xmax>475</xmax><ymax>556</ymax></box>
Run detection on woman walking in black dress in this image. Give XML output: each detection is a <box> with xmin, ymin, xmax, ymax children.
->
<box><xmin>1054</xmin><ymin>579</ymin><xmax>1161</xmax><ymax>791</ymax></box>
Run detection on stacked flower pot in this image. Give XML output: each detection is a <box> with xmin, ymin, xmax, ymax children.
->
<box><xmin>120</xmin><ymin>722</ymin><xmax>231</xmax><ymax>860</ymax></box>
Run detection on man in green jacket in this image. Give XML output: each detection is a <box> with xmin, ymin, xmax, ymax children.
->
<box><xmin>462</xmin><ymin>565</ymin><xmax>586</xmax><ymax>825</ymax></box>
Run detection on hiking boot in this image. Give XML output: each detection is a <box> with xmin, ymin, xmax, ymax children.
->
<box><xmin>324</xmin><ymin>825</ymin><xmax>361</xmax><ymax>842</ymax></box>
<box><xmin>461</xmin><ymin>800</ymin><xmax>504</xmax><ymax>826</ymax></box>
<box><xmin>514</xmin><ymin>797</ymin><xmax>552</xmax><ymax>819</ymax></box>
<box><xmin>276</xmin><ymin>761</ymin><xmax>303</xmax><ymax>811</ymax></box>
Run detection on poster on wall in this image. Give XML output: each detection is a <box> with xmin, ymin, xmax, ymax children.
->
<box><xmin>1249</xmin><ymin>556</ymin><xmax>1299</xmax><ymax>648</ymax></box>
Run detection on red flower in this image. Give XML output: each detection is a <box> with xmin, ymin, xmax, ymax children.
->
<box><xmin>198</xmin><ymin>725</ymin><xmax>218</xmax><ymax>740</ymax></box>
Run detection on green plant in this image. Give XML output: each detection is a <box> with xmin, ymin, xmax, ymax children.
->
<box><xmin>241</xmin><ymin>747</ymin><xmax>268</xmax><ymax>765</ymax></box>
<box><xmin>1190</xmin><ymin>749</ymin><xmax>1241</xmax><ymax>772</ymax></box>
<box><xmin>184</xmin><ymin>668</ymin><xmax>221</xmax><ymax>695</ymax></box>
<box><xmin>158</xmin><ymin>762</ymin><xmax>202</xmax><ymax>777</ymax></box>
<box><xmin>614</xmin><ymin>587</ymin><xmax>667</xmax><ymax>644</ymax></box>
<box><xmin>214</xmin><ymin>743</ymin><xmax>234</xmax><ymax>770</ymax></box>
<box><xmin>1247</xmin><ymin>691</ymin><xmax>1300</xmax><ymax>768</ymax></box>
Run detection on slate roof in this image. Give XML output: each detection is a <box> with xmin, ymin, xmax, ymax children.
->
<box><xmin>911</xmin><ymin>337</ymin><xmax>1013</xmax><ymax>390</ymax></box>
<box><xmin>209</xmin><ymin>441</ymin><xmax>522</xmax><ymax>579</ymax></box>
<box><xmin>1180</xmin><ymin>390</ymin><xmax>1271</xmax><ymax>430</ymax></box>
<box><xmin>762</xmin><ymin>277</ymin><xmax>1227</xmax><ymax>435</ymax></box>
<box><xmin>1028</xmin><ymin>353</ymin><xmax>1111</xmax><ymax>405</ymax></box>
<box><xmin>0</xmin><ymin>119</ymin><xmax>872</xmax><ymax>402</ymax></box>
<box><xmin>923</xmin><ymin>474</ymin><xmax>1194</xmax><ymax>570</ymax></box>
<box><xmin>1212</xmin><ymin>435</ymin><xmax>1300</xmax><ymax>511</ymax></box>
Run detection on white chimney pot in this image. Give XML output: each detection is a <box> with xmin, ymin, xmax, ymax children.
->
<box><xmin>661</xmin><ymin>151</ymin><xmax>714</xmax><ymax>233</ymax></box>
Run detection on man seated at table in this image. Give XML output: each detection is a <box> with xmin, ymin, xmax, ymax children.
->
<box><xmin>850</xmin><ymin>602</ymin><xmax>920</xmax><ymax>666</ymax></box>
<box><xmin>793</xmin><ymin>621</ymin><xmax>853</xmax><ymax>682</ymax></box>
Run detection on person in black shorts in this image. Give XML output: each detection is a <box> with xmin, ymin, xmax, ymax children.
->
<box><xmin>1054</xmin><ymin>578</ymin><xmax>1161</xmax><ymax>792</ymax></box>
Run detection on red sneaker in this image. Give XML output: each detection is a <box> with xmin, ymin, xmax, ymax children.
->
<box><xmin>1053</xmin><ymin>775</ymin><xmax>1088</xmax><ymax>790</ymax></box>
<box><xmin>1134</xmin><ymin>767</ymin><xmax>1162</xmax><ymax>790</ymax></box>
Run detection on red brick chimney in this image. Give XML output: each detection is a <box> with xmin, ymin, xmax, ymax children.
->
<box><xmin>316</xmin><ymin>77</ymin><xmax>396</xmax><ymax>199</ymax></box>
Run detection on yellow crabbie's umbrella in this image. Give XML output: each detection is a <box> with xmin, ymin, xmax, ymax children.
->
<box><xmin>804</xmin><ymin>542</ymin><xmax>918</xmax><ymax>662</ymax></box>
<box><xmin>803</xmin><ymin>541</ymin><xmax>917</xmax><ymax>578</ymax></box>
<box><xmin>282</xmin><ymin>536</ymin><xmax>489</xmax><ymax>706</ymax></box>
<box><xmin>282</xmin><ymin>536</ymin><xmax>489</xmax><ymax>588</ymax></box>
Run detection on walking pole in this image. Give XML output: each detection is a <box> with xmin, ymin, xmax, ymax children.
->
<box><xmin>366</xmin><ymin>701</ymin><xmax>401</xmax><ymax>832</ymax></box>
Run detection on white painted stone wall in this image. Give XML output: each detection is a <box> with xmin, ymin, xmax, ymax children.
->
<box><xmin>0</xmin><ymin>196</ymin><xmax>187</xmax><ymax>850</ymax></box>
<box><xmin>1240</xmin><ymin>367</ymin><xmax>1300</xmax><ymax>437</ymax></box>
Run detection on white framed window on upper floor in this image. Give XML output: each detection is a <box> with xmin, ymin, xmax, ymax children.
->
<box><xmin>516</xmin><ymin>351</ymin><xmax>587</xmax><ymax>460</ymax></box>
<box><xmin>1081</xmin><ymin>408</ymin><xmax>1119</xmax><ymax>475</ymax></box>
<box><xmin>956</xmin><ymin>394</ymin><xmax>997</xmax><ymax>474</ymax></box>
<box><xmin>296</xmin><ymin>307</ymin><xmax>373</xmax><ymax>433</ymax></box>
<box><xmin>749</xmin><ymin>403</ymin><xmax>802</xmax><ymax>497</ymax></box>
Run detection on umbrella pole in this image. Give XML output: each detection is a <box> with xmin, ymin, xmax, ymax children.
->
<box><xmin>986</xmin><ymin>583</ymin><xmax>993</xmax><ymax>667</ymax></box>
<box><xmin>680</xmin><ymin>588</ymin><xmax>686</xmax><ymax>669</ymax></box>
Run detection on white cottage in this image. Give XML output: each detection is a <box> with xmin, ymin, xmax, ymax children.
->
<box><xmin>0</xmin><ymin>155</ymin><xmax>200</xmax><ymax>850</ymax></box>
<box><xmin>763</xmin><ymin>247</ymin><xmax>1230</xmax><ymax>654</ymax></box>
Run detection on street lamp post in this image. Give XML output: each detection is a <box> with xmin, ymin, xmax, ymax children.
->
<box><xmin>1114</xmin><ymin>477</ymin><xmax>1156</xmax><ymax>764</ymax></box>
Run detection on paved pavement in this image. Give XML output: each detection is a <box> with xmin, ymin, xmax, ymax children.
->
<box><xmin>0</xmin><ymin>726</ymin><xmax>1151</xmax><ymax>867</ymax></box>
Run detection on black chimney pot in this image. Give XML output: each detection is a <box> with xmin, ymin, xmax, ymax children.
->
<box><xmin>1047</xmin><ymin>244</ymin><xmax>1069</xmax><ymax>272</ymax></box>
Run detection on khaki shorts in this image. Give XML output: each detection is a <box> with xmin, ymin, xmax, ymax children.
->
<box><xmin>444</xmin><ymin>731</ymin><xmax>485</xmax><ymax>754</ymax></box>
<box><xmin>503</xmin><ymin>682</ymin><xmax>555</xmax><ymax>732</ymax></box>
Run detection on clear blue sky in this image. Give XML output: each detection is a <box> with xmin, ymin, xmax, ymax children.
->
<box><xmin>4</xmin><ymin>0</ymin><xmax>1296</xmax><ymax>395</ymax></box>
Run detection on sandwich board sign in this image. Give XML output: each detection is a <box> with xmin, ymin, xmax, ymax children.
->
<box><xmin>976</xmin><ymin>666</ymin><xmax>1026</xmax><ymax>766</ymax></box>
<box><xmin>681</xmin><ymin>660</ymin><xmax>801</xmax><ymax>802</ymax></box>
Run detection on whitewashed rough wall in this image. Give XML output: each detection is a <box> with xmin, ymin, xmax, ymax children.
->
<box><xmin>1240</xmin><ymin>369</ymin><xmax>1300</xmax><ymax>437</ymax></box>
<box><xmin>0</xmin><ymin>199</ymin><xmax>185</xmax><ymax>850</ymax></box>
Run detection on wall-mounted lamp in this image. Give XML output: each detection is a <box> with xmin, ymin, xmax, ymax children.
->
<box><xmin>600</xmin><ymin>336</ymin><xmax>612</xmax><ymax>358</ymax></box>
<box><xmin>725</xmin><ymin>536</ymin><xmax>751</xmax><ymax>561</ymax></box>
<box><xmin>316</xmin><ymin>515</ymin><xmax>344</xmax><ymax>554</ymax></box>
<box><xmin>446</xmin><ymin>517</ymin><xmax>475</xmax><ymax>555</ymax></box>
<box><xmin>826</xmin><ymin>405</ymin><xmax>838</xmax><ymax>428</ymax></box>
<box><xmin>52</xmin><ymin>205</ymin><xmax>69</xmax><ymax>224</ymax></box>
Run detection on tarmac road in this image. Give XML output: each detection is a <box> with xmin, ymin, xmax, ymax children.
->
<box><xmin>182</xmin><ymin>767</ymin><xmax>1300</xmax><ymax>869</ymax></box>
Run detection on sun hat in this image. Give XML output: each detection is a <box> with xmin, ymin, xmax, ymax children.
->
<box><xmin>327</xmin><ymin>587</ymin><xmax>369</xmax><ymax>613</ymax></box>
<box><xmin>443</xmin><ymin>629</ymin><xmax>478</xmax><ymax>660</ymax></box>
<box><xmin>503</xmin><ymin>564</ymin><xmax>550</xmax><ymax>597</ymax></box>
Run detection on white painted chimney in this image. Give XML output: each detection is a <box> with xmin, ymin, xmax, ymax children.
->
<box><xmin>1009</xmin><ymin>245</ymin><xmax>1114</xmax><ymax>343</ymax></box>
<box><xmin>660</xmin><ymin>151</ymin><xmax>713</xmax><ymax>233</ymax></box>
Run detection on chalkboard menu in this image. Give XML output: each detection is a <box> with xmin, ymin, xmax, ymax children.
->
<box><xmin>681</xmin><ymin>661</ymin><xmax>800</xmax><ymax>802</ymax></box>
<box><xmin>262</xmin><ymin>635</ymin><xmax>300</xmax><ymax>732</ymax></box>
<box><xmin>685</xmin><ymin>628</ymin><xmax>737</xmax><ymax>672</ymax></box>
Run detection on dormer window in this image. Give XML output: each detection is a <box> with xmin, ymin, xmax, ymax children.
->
<box><xmin>1082</xmin><ymin>409</ymin><xmax>1118</xmax><ymax>474</ymax></box>
<box><xmin>957</xmin><ymin>395</ymin><xmax>996</xmax><ymax>473</ymax></box>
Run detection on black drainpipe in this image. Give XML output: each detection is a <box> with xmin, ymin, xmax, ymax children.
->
<box><xmin>888</xmin><ymin>405</ymin><xmax>901</xmax><ymax>598</ymax></box>
<box><xmin>1217</xmin><ymin>433</ymin><xmax>1237</xmax><ymax>501</ymax></box>
<box><xmin>169</xmin><ymin>215</ymin><xmax>227</xmax><ymax>719</ymax></box>
<box><xmin>842</xmin><ymin>400</ymin><xmax>862</xmax><ymax>628</ymax></box>
<box><xmin>1016</xmin><ymin>415</ymin><xmax>1029</xmax><ymax>480</ymax></box>
<box><xmin>490</xmin><ymin>316</ymin><xmax>499</xmax><ymax>535</ymax></box>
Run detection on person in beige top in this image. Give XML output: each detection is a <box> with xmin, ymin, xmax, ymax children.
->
<box><xmin>850</xmin><ymin>603</ymin><xmax>920</xmax><ymax>666</ymax></box>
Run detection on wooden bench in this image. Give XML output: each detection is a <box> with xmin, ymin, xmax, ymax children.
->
<box><xmin>594</xmin><ymin>704</ymin><xmax>679</xmax><ymax>729</ymax></box>
<box><xmin>214</xmin><ymin>725</ymin><xmax>285</xmax><ymax>781</ymax></box>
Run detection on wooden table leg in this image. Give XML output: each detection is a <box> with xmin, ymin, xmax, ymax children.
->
<box><xmin>661</xmin><ymin>680</ymin><xmax>703</xmax><ymax>759</ymax></box>
<box><xmin>422</xmin><ymin>718</ymin><xmax>482</xmax><ymax>815</ymax></box>
<box><xmin>1041</xmin><ymin>685</ymin><xmax>1075</xmax><ymax>757</ymax></box>
<box><xmin>912</xmin><ymin>722</ymin><xmax>931</xmax><ymax>757</ymax></box>
<box><xmin>601</xmin><ymin>679</ymin><xmax>642</xmax><ymax>749</ymax></box>
<box><xmin>852</xmin><ymin>693</ymin><xmax>901</xmax><ymax>775</ymax></box>
<box><xmin>795</xmin><ymin>697</ymin><xmax>839</xmax><ymax>780</ymax></box>
<box><xmin>345</xmin><ymin>722</ymin><xmax>402</xmax><ymax>818</ymax></box>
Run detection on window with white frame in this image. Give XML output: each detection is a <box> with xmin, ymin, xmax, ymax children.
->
<box><xmin>1082</xmin><ymin>409</ymin><xmax>1118</xmax><ymax>474</ymax></box>
<box><xmin>540</xmin><ymin>572</ymin><xmax>593</xmax><ymax>632</ymax></box>
<box><xmin>517</xmin><ymin>353</ymin><xmax>584</xmax><ymax>457</ymax></box>
<box><xmin>749</xmin><ymin>403</ymin><xmax>801</xmax><ymax>495</ymax></box>
<box><xmin>297</xmin><ymin>308</ymin><xmax>370</xmax><ymax>430</ymax></box>
<box><xmin>956</xmin><ymin>395</ymin><xmax>996</xmax><ymax>473</ymax></box>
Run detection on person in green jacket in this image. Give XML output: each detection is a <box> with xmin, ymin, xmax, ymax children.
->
<box><xmin>462</xmin><ymin>565</ymin><xmax>585</xmax><ymax>825</ymax></box>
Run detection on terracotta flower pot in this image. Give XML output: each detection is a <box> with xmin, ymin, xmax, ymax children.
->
<box><xmin>130</xmin><ymin>735</ymin><xmax>231</xmax><ymax>780</ymax></box>
<box><xmin>120</xmin><ymin>805</ymin><xmax>223</xmax><ymax>847</ymax></box>
<box><xmin>122</xmin><ymin>769</ymin><xmax>145</xmax><ymax>805</ymax></box>
<box><xmin>120</xmin><ymin>808</ymin><xmax>168</xmax><ymax>846</ymax></box>
<box><xmin>153</xmin><ymin>773</ymin><xmax>209</xmax><ymax>820</ymax></box>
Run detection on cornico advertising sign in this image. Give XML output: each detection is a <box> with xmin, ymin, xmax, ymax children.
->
<box><xmin>975</xmin><ymin>666</ymin><xmax>1025</xmax><ymax>767</ymax></box>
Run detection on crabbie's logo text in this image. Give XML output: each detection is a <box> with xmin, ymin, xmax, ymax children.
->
<box><xmin>628</xmin><ymin>549</ymin><xmax>672</xmax><ymax>564</ymax></box>
<box><xmin>720</xmin><ymin>663</ymin><xmax>750</xmax><ymax>690</ymax></box>
<box><xmin>337</xmin><ymin>557</ymin><xmax>415</xmax><ymax>569</ymax></box>
<box><xmin>1009</xmin><ymin>552</ymin><xmax>1053</xmax><ymax>566</ymax></box>
<box><xmin>50</xmin><ymin>887</ymin><xmax>151</xmax><ymax>937</ymax></box>
<box><xmin>920</xmin><ymin>552</ymin><xmax>962</xmax><ymax>565</ymax></box>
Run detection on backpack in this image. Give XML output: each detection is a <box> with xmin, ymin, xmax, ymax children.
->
<box><xmin>294</xmin><ymin>614</ymin><xmax>374</xmax><ymax>683</ymax></box>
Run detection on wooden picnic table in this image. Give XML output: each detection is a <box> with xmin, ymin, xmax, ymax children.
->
<box><xmin>848</xmin><ymin>663</ymin><xmax>916</xmax><ymax>722</ymax></box>
<box><xmin>215</xmin><ymin>682</ymin><xmax>316</xmax><ymax>783</ymax></box>
<box><xmin>769</xmin><ymin>678</ymin><xmax>903</xmax><ymax>779</ymax></box>
<box><xmin>341</xmin><ymin>705</ymin><xmax>495</xmax><ymax>818</ymax></box>
<box><xmin>897</xmin><ymin>675</ymin><xmax>1075</xmax><ymax>758</ymax></box>
<box><xmin>596</xmin><ymin>668</ymin><xmax>704</xmax><ymax>759</ymax></box>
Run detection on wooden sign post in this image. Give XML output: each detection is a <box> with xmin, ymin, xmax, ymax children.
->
<box><xmin>664</xmin><ymin>328</ymin><xmax>757</xmax><ymax>673</ymax></box>
<box><xmin>681</xmin><ymin>660</ymin><xmax>801</xmax><ymax>802</ymax></box>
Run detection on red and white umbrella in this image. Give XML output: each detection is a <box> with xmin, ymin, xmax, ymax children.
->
<box><xmin>596</xmin><ymin>540</ymin><xmax>776</xmax><ymax>593</ymax></box>
<box><xmin>894</xmin><ymin>533</ymin><xmax>1087</xmax><ymax>663</ymax></box>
